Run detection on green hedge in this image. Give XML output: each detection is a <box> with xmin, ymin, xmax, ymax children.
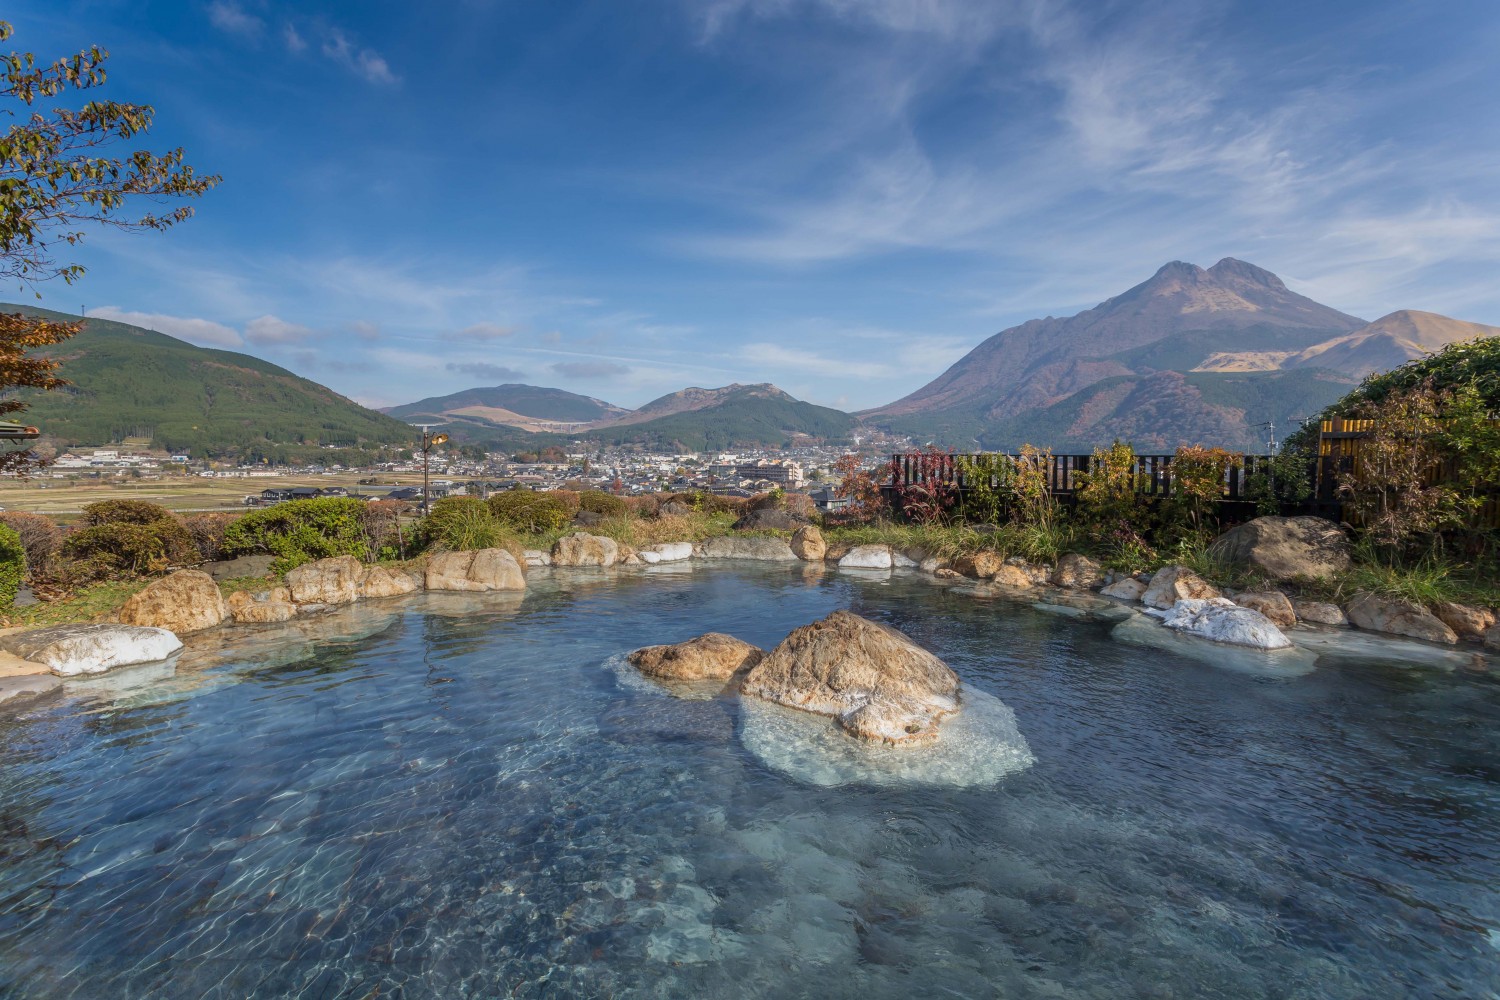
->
<box><xmin>60</xmin><ymin>523</ymin><xmax>175</xmax><ymax>581</ymax></box>
<box><xmin>77</xmin><ymin>499</ymin><xmax>197</xmax><ymax>566</ymax></box>
<box><xmin>419</xmin><ymin>496</ymin><xmax>509</xmax><ymax>552</ymax></box>
<box><xmin>222</xmin><ymin>497</ymin><xmax>371</xmax><ymax>573</ymax></box>
<box><xmin>487</xmin><ymin>491</ymin><xmax>571</xmax><ymax>533</ymax></box>
<box><xmin>577</xmin><ymin>490</ymin><xmax>628</xmax><ymax>516</ymax></box>
<box><xmin>0</xmin><ymin>523</ymin><xmax>24</xmax><ymax>609</ymax></box>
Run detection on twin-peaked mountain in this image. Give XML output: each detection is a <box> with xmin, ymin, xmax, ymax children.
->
<box><xmin>862</xmin><ymin>259</ymin><xmax>1499</xmax><ymax>451</ymax></box>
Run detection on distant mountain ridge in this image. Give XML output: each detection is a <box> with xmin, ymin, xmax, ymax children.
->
<box><xmin>862</xmin><ymin>259</ymin><xmax>1496</xmax><ymax>451</ymax></box>
<box><xmin>384</xmin><ymin>384</ymin><xmax>630</xmax><ymax>432</ymax></box>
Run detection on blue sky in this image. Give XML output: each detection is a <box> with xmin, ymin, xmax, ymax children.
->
<box><xmin>11</xmin><ymin>0</ymin><xmax>1500</xmax><ymax>410</ymax></box>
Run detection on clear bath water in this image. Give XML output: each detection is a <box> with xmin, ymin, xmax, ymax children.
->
<box><xmin>0</xmin><ymin>565</ymin><xmax>1497</xmax><ymax>998</ymax></box>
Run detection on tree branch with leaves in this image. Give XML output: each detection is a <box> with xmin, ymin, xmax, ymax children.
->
<box><xmin>0</xmin><ymin>19</ymin><xmax>218</xmax><ymax>474</ymax></box>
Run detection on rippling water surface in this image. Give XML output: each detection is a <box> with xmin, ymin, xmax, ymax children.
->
<box><xmin>1</xmin><ymin>566</ymin><xmax>1498</xmax><ymax>998</ymax></box>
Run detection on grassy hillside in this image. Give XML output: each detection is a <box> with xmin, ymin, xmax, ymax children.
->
<box><xmin>386</xmin><ymin>384</ymin><xmax>624</xmax><ymax>423</ymax></box>
<box><xmin>586</xmin><ymin>391</ymin><xmax>855</xmax><ymax>451</ymax></box>
<box><xmin>4</xmin><ymin>305</ymin><xmax>417</xmax><ymax>463</ymax></box>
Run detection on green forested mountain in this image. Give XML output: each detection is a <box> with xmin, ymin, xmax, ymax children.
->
<box><xmin>4</xmin><ymin>305</ymin><xmax>417</xmax><ymax>463</ymax></box>
<box><xmin>584</xmin><ymin>384</ymin><xmax>855</xmax><ymax>451</ymax></box>
<box><xmin>384</xmin><ymin>383</ymin><xmax>629</xmax><ymax>424</ymax></box>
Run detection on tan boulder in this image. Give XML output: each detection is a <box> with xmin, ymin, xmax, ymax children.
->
<box><xmin>359</xmin><ymin>564</ymin><xmax>419</xmax><ymax>599</ymax></box>
<box><xmin>1485</xmin><ymin>625</ymin><xmax>1500</xmax><ymax>651</ymax></box>
<box><xmin>1142</xmin><ymin>566</ymin><xmax>1221</xmax><ymax>610</ymax></box>
<box><xmin>1293</xmin><ymin>599</ymin><xmax>1347</xmax><ymax>627</ymax></box>
<box><xmin>117</xmin><ymin>570</ymin><xmax>228</xmax><ymax>634</ymax></box>
<box><xmin>426</xmin><ymin>549</ymin><xmax>527</xmax><ymax>592</ymax></box>
<box><xmin>1433</xmin><ymin>602</ymin><xmax>1496</xmax><ymax>640</ymax></box>
<box><xmin>990</xmin><ymin>564</ymin><xmax>1033</xmax><ymax>589</ymax></box>
<box><xmin>740</xmin><ymin>610</ymin><xmax>961</xmax><ymax>747</ymax></box>
<box><xmin>824</xmin><ymin>542</ymin><xmax>852</xmax><ymax>562</ymax></box>
<box><xmin>226</xmin><ymin>590</ymin><xmax>297</xmax><ymax>624</ymax></box>
<box><xmin>1208</xmin><ymin>516</ymin><xmax>1351</xmax><ymax>582</ymax></box>
<box><xmin>934</xmin><ymin>568</ymin><xmax>963</xmax><ymax>580</ymax></box>
<box><xmin>1344</xmin><ymin>593</ymin><xmax>1457</xmax><ymax>644</ymax></box>
<box><xmin>1052</xmin><ymin>553</ymin><xmax>1103</xmax><ymax>590</ymax></box>
<box><xmin>1100</xmin><ymin>577</ymin><xmax>1147</xmax><ymax>602</ymax></box>
<box><xmin>551</xmin><ymin>532</ymin><xmax>620</xmax><ymax>568</ymax></box>
<box><xmin>628</xmin><ymin>632</ymin><xmax>765</xmax><ymax>682</ymax></box>
<box><xmin>790</xmin><ymin>525</ymin><xmax>827</xmax><ymax>561</ymax></box>
<box><xmin>1234</xmin><ymin>591</ymin><xmax>1296</xmax><ymax>628</ymax></box>
<box><xmin>953</xmin><ymin>551</ymin><xmax>1004</xmax><ymax>580</ymax></box>
<box><xmin>286</xmin><ymin>555</ymin><xmax>364</xmax><ymax>606</ymax></box>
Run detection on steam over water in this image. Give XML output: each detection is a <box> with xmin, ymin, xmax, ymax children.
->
<box><xmin>1</xmin><ymin>566</ymin><xmax>1497</xmax><ymax>997</ymax></box>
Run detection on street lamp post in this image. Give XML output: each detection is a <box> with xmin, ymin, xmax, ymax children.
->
<box><xmin>413</xmin><ymin>424</ymin><xmax>449</xmax><ymax>515</ymax></box>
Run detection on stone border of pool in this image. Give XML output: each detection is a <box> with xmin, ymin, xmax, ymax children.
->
<box><xmin>0</xmin><ymin>525</ymin><xmax>1495</xmax><ymax>704</ymax></box>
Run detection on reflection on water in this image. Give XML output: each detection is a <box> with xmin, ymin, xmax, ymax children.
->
<box><xmin>0</xmin><ymin>567</ymin><xmax>1497</xmax><ymax>998</ymax></box>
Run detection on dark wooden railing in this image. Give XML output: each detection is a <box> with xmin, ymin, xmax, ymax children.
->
<box><xmin>890</xmin><ymin>452</ymin><xmax>1275</xmax><ymax>502</ymax></box>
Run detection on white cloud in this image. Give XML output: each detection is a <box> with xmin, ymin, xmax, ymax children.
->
<box><xmin>284</xmin><ymin>23</ymin><xmax>308</xmax><ymax>53</ymax></box>
<box><xmin>322</xmin><ymin>30</ymin><xmax>400</xmax><ymax>85</ymax></box>
<box><xmin>451</xmin><ymin>323</ymin><xmax>517</xmax><ymax>341</ymax></box>
<box><xmin>244</xmin><ymin>314</ymin><xmax>316</xmax><ymax>345</ymax></box>
<box><xmin>739</xmin><ymin>342</ymin><xmax>895</xmax><ymax>379</ymax></box>
<box><xmin>90</xmin><ymin>307</ymin><xmax>244</xmax><ymax>348</ymax></box>
<box><xmin>208</xmin><ymin>1</ymin><xmax>263</xmax><ymax>38</ymax></box>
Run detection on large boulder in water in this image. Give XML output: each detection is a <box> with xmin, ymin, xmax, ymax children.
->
<box><xmin>551</xmin><ymin>532</ymin><xmax>619</xmax><ymax>568</ymax></box>
<box><xmin>426</xmin><ymin>549</ymin><xmax>526</xmax><ymax>591</ymax></box>
<box><xmin>733</xmin><ymin>508</ymin><xmax>803</xmax><ymax>531</ymax></box>
<box><xmin>700</xmin><ymin>536</ymin><xmax>798</xmax><ymax>561</ymax></box>
<box><xmin>1157</xmin><ymin>598</ymin><xmax>1292</xmax><ymax>649</ymax></box>
<box><xmin>790</xmin><ymin>525</ymin><xmax>826</xmax><ymax>561</ymax></box>
<box><xmin>740</xmin><ymin>610</ymin><xmax>960</xmax><ymax>746</ymax></box>
<box><xmin>0</xmin><ymin>623</ymin><xmax>183</xmax><ymax>676</ymax></box>
<box><xmin>117</xmin><ymin>569</ymin><xmax>227</xmax><ymax>634</ymax></box>
<box><xmin>628</xmin><ymin>633</ymin><xmax>764</xmax><ymax>682</ymax></box>
<box><xmin>1208</xmin><ymin>516</ymin><xmax>1351</xmax><ymax>582</ymax></box>
<box><xmin>286</xmin><ymin>555</ymin><xmax>364</xmax><ymax>605</ymax></box>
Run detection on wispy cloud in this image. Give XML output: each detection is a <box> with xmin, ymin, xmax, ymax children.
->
<box><xmin>207</xmin><ymin>1</ymin><xmax>263</xmax><ymax>38</ymax></box>
<box><xmin>551</xmin><ymin>360</ymin><xmax>631</xmax><ymax>378</ymax></box>
<box><xmin>244</xmin><ymin>314</ymin><xmax>315</xmax><ymax>345</ymax></box>
<box><xmin>283</xmin><ymin>22</ymin><xmax>308</xmax><ymax>53</ymax></box>
<box><xmin>446</xmin><ymin>361</ymin><xmax>527</xmax><ymax>382</ymax></box>
<box><xmin>451</xmin><ymin>323</ymin><xmax>517</xmax><ymax>342</ymax></box>
<box><xmin>90</xmin><ymin>307</ymin><xmax>244</xmax><ymax>348</ymax></box>
<box><xmin>321</xmin><ymin>30</ymin><xmax>400</xmax><ymax>85</ymax></box>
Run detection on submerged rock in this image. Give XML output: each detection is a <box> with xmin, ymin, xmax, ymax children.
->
<box><xmin>116</xmin><ymin>569</ymin><xmax>228</xmax><ymax>634</ymax></box>
<box><xmin>0</xmin><ymin>673</ymin><xmax>62</xmax><ymax>708</ymax></box>
<box><xmin>739</xmin><ymin>685</ymin><xmax>1034</xmax><ymax>788</ymax></box>
<box><xmin>1157</xmin><ymin>598</ymin><xmax>1292</xmax><ymax>649</ymax></box>
<box><xmin>700</xmin><ymin>536</ymin><xmax>798</xmax><ymax>561</ymax></box>
<box><xmin>1141</xmin><ymin>565</ymin><xmax>1220</xmax><ymax>609</ymax></box>
<box><xmin>1111</xmin><ymin>613</ymin><xmax>1316</xmax><ymax>677</ymax></box>
<box><xmin>426</xmin><ymin>548</ymin><xmax>527</xmax><ymax>591</ymax></box>
<box><xmin>1344</xmin><ymin>593</ymin><xmax>1457</xmax><ymax>644</ymax></box>
<box><xmin>628</xmin><ymin>632</ymin><xmax>764</xmax><ymax>682</ymax></box>
<box><xmin>739</xmin><ymin>610</ymin><xmax>960</xmax><ymax>746</ymax></box>
<box><xmin>0</xmin><ymin>623</ymin><xmax>183</xmax><ymax>677</ymax></box>
<box><xmin>1209</xmin><ymin>515</ymin><xmax>1351</xmax><ymax>581</ymax></box>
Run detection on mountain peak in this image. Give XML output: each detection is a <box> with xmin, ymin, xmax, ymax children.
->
<box><xmin>1152</xmin><ymin>260</ymin><xmax>1205</xmax><ymax>279</ymax></box>
<box><xmin>1208</xmin><ymin>257</ymin><xmax>1286</xmax><ymax>289</ymax></box>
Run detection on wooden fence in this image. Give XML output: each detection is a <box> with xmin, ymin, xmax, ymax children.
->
<box><xmin>889</xmin><ymin>451</ymin><xmax>1276</xmax><ymax>501</ymax></box>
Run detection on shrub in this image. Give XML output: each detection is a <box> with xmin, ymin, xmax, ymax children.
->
<box><xmin>1075</xmin><ymin>440</ymin><xmax>1155</xmax><ymax>565</ymax></box>
<box><xmin>420</xmin><ymin>496</ymin><xmax>507</xmax><ymax>552</ymax></box>
<box><xmin>77</xmin><ymin>499</ymin><xmax>197</xmax><ymax>566</ymax></box>
<box><xmin>0</xmin><ymin>523</ymin><xmax>23</xmax><ymax>608</ymax></box>
<box><xmin>829</xmin><ymin>454</ymin><xmax>889</xmax><ymax>524</ymax></box>
<box><xmin>361</xmin><ymin>499</ymin><xmax>412</xmax><ymax>560</ymax></box>
<box><xmin>0</xmin><ymin>512</ymin><xmax>61</xmax><ymax>580</ymax></box>
<box><xmin>182</xmin><ymin>512</ymin><xmax>240</xmax><ymax>561</ymax></box>
<box><xmin>60</xmin><ymin>523</ymin><xmax>178</xmax><ymax>580</ymax></box>
<box><xmin>577</xmin><ymin>490</ymin><xmax>628</xmax><ymax>516</ymax></box>
<box><xmin>1163</xmin><ymin>446</ymin><xmax>1241</xmax><ymax>542</ymax></box>
<box><xmin>222</xmin><ymin>497</ymin><xmax>371</xmax><ymax>573</ymax></box>
<box><xmin>488</xmin><ymin>490</ymin><xmax>572</xmax><ymax>533</ymax></box>
<box><xmin>548</xmin><ymin>490</ymin><xmax>583</xmax><ymax>515</ymax></box>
